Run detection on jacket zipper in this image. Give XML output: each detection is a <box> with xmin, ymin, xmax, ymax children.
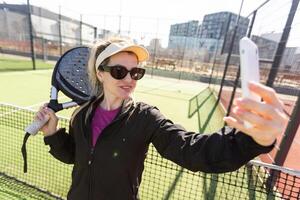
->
<box><xmin>85</xmin><ymin>100</ymin><xmax>132</xmax><ymax>199</ymax></box>
<box><xmin>88</xmin><ymin>147</ymin><xmax>94</xmax><ymax>200</ymax></box>
<box><xmin>87</xmin><ymin>117</ymin><xmax>118</xmax><ymax>200</ymax></box>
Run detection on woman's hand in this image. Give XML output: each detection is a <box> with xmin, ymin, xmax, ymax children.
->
<box><xmin>35</xmin><ymin>104</ymin><xmax>59</xmax><ymax>137</ymax></box>
<box><xmin>224</xmin><ymin>82</ymin><xmax>289</xmax><ymax>146</ymax></box>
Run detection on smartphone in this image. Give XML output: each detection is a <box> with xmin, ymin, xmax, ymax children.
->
<box><xmin>239</xmin><ymin>37</ymin><xmax>260</xmax><ymax>128</ymax></box>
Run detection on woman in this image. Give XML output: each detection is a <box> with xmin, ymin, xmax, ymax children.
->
<box><xmin>37</xmin><ymin>38</ymin><xmax>288</xmax><ymax>200</ymax></box>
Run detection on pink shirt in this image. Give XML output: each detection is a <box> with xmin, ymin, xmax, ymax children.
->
<box><xmin>91</xmin><ymin>106</ymin><xmax>120</xmax><ymax>147</ymax></box>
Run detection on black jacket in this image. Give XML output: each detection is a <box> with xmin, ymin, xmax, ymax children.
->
<box><xmin>44</xmin><ymin>96</ymin><xmax>274</xmax><ymax>200</ymax></box>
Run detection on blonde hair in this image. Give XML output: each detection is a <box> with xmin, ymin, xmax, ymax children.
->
<box><xmin>88</xmin><ymin>37</ymin><xmax>133</xmax><ymax>97</ymax></box>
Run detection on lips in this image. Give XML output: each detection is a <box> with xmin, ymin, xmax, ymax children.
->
<box><xmin>119</xmin><ymin>85</ymin><xmax>133</xmax><ymax>92</ymax></box>
<box><xmin>120</xmin><ymin>85</ymin><xmax>132</xmax><ymax>89</ymax></box>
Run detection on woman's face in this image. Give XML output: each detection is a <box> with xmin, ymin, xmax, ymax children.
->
<box><xmin>97</xmin><ymin>52</ymin><xmax>139</xmax><ymax>101</ymax></box>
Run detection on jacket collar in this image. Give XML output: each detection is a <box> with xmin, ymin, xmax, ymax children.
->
<box><xmin>84</xmin><ymin>95</ymin><xmax>135</xmax><ymax>125</ymax></box>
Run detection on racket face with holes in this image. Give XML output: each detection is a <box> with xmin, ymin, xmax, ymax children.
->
<box><xmin>52</xmin><ymin>47</ymin><xmax>91</xmax><ymax>105</ymax></box>
<box><xmin>22</xmin><ymin>47</ymin><xmax>92</xmax><ymax>174</ymax></box>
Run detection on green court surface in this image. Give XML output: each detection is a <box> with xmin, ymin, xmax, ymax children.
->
<box><xmin>0</xmin><ymin>173</ymin><xmax>61</xmax><ymax>200</ymax></box>
<box><xmin>0</xmin><ymin>69</ymin><xmax>222</xmax><ymax>132</ymax></box>
<box><xmin>0</xmin><ymin>56</ymin><xmax>53</xmax><ymax>71</ymax></box>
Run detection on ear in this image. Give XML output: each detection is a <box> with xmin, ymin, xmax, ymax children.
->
<box><xmin>96</xmin><ymin>70</ymin><xmax>104</xmax><ymax>82</ymax></box>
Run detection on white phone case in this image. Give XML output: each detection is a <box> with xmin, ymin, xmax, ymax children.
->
<box><xmin>239</xmin><ymin>37</ymin><xmax>260</xmax><ymax>128</ymax></box>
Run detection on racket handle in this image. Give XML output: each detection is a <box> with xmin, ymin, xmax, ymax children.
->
<box><xmin>25</xmin><ymin>115</ymin><xmax>50</xmax><ymax>135</ymax></box>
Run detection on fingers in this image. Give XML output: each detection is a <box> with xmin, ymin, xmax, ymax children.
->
<box><xmin>248</xmin><ymin>82</ymin><xmax>283</xmax><ymax>108</ymax></box>
<box><xmin>224</xmin><ymin>116</ymin><xmax>276</xmax><ymax>146</ymax></box>
<box><xmin>35</xmin><ymin>106</ymin><xmax>47</xmax><ymax>121</ymax></box>
<box><xmin>35</xmin><ymin>104</ymin><xmax>58</xmax><ymax>136</ymax></box>
<box><xmin>232</xmin><ymin>106</ymin><xmax>263</xmax><ymax>127</ymax></box>
<box><xmin>234</xmin><ymin>98</ymin><xmax>280</xmax><ymax>120</ymax></box>
<box><xmin>35</xmin><ymin>105</ymin><xmax>57</xmax><ymax>122</ymax></box>
<box><xmin>226</xmin><ymin>83</ymin><xmax>290</xmax><ymax>147</ymax></box>
<box><xmin>231</xmin><ymin>107</ymin><xmax>282</xmax><ymax>131</ymax></box>
<box><xmin>224</xmin><ymin>116</ymin><xmax>245</xmax><ymax>131</ymax></box>
<box><xmin>44</xmin><ymin>107</ymin><xmax>58</xmax><ymax>121</ymax></box>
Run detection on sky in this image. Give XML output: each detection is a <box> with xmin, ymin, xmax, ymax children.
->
<box><xmin>4</xmin><ymin>0</ymin><xmax>300</xmax><ymax>48</ymax></box>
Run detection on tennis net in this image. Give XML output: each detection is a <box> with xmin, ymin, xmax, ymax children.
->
<box><xmin>0</xmin><ymin>102</ymin><xmax>299</xmax><ymax>200</ymax></box>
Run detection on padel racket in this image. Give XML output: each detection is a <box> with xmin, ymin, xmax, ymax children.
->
<box><xmin>22</xmin><ymin>46</ymin><xmax>92</xmax><ymax>173</ymax></box>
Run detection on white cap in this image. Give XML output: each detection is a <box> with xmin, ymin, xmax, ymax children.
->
<box><xmin>95</xmin><ymin>40</ymin><xmax>149</xmax><ymax>70</ymax></box>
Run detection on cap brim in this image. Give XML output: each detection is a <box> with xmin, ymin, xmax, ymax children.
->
<box><xmin>95</xmin><ymin>43</ymin><xmax>149</xmax><ymax>69</ymax></box>
<box><xmin>122</xmin><ymin>45</ymin><xmax>149</xmax><ymax>62</ymax></box>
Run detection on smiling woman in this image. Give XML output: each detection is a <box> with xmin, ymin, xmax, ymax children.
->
<box><xmin>35</xmin><ymin>37</ymin><xmax>288</xmax><ymax>200</ymax></box>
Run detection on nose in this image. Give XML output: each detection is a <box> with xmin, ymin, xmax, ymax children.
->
<box><xmin>123</xmin><ymin>72</ymin><xmax>133</xmax><ymax>82</ymax></box>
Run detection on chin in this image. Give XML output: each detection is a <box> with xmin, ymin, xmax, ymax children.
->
<box><xmin>122</xmin><ymin>93</ymin><xmax>133</xmax><ymax>99</ymax></box>
<box><xmin>117</xmin><ymin>92</ymin><xmax>133</xmax><ymax>100</ymax></box>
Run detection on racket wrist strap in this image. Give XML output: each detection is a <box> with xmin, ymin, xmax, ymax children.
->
<box><xmin>21</xmin><ymin>132</ymin><xmax>31</xmax><ymax>173</ymax></box>
<box><xmin>48</xmin><ymin>100</ymin><xmax>63</xmax><ymax>112</ymax></box>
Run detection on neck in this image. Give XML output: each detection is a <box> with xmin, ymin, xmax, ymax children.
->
<box><xmin>100</xmin><ymin>94</ymin><xmax>123</xmax><ymax>110</ymax></box>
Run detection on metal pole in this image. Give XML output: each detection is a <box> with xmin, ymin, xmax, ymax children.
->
<box><xmin>247</xmin><ymin>10</ymin><xmax>257</xmax><ymax>37</ymax></box>
<box><xmin>265</xmin><ymin>0</ymin><xmax>300</xmax><ymax>190</ymax></box>
<box><xmin>94</xmin><ymin>27</ymin><xmax>97</xmax><ymax>40</ymax></box>
<box><xmin>179</xmin><ymin>21</ymin><xmax>190</xmax><ymax>80</ymax></box>
<box><xmin>266</xmin><ymin>91</ymin><xmax>300</xmax><ymax>191</ymax></box>
<box><xmin>118</xmin><ymin>0</ymin><xmax>122</xmax><ymax>35</ymax></box>
<box><xmin>246</xmin><ymin>0</ymin><xmax>271</xmax><ymax>18</ymax></box>
<box><xmin>42</xmin><ymin>37</ymin><xmax>46</xmax><ymax>61</ymax></box>
<box><xmin>151</xmin><ymin>18</ymin><xmax>159</xmax><ymax>78</ymax></box>
<box><xmin>220</xmin><ymin>14</ymin><xmax>232</xmax><ymax>55</ymax></box>
<box><xmin>80</xmin><ymin>14</ymin><xmax>83</xmax><ymax>45</ymax></box>
<box><xmin>58</xmin><ymin>5</ymin><xmax>63</xmax><ymax>56</ymax></box>
<box><xmin>227</xmin><ymin>3</ymin><xmax>258</xmax><ymax>116</ymax></box>
<box><xmin>118</xmin><ymin>15</ymin><xmax>121</xmax><ymax>35</ymax></box>
<box><xmin>217</xmin><ymin>24</ymin><xmax>237</xmax><ymax>100</ymax></box>
<box><xmin>208</xmin><ymin>23</ymin><xmax>224</xmax><ymax>86</ymax></box>
<box><xmin>266</xmin><ymin>0</ymin><xmax>299</xmax><ymax>87</ymax></box>
<box><xmin>27</xmin><ymin>0</ymin><xmax>36</xmax><ymax>70</ymax></box>
<box><xmin>217</xmin><ymin>0</ymin><xmax>244</xmax><ymax>102</ymax></box>
<box><xmin>274</xmin><ymin>92</ymin><xmax>300</xmax><ymax>166</ymax></box>
<box><xmin>151</xmin><ymin>38</ymin><xmax>158</xmax><ymax>78</ymax></box>
<box><xmin>226</xmin><ymin>68</ymin><xmax>240</xmax><ymax>116</ymax></box>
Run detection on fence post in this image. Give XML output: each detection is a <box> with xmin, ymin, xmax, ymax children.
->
<box><xmin>247</xmin><ymin>10</ymin><xmax>257</xmax><ymax>37</ymax></box>
<box><xmin>266</xmin><ymin>0</ymin><xmax>299</xmax><ymax>87</ymax></box>
<box><xmin>94</xmin><ymin>27</ymin><xmax>97</xmax><ymax>41</ymax></box>
<box><xmin>225</xmin><ymin>8</ymin><xmax>258</xmax><ymax>116</ymax></box>
<box><xmin>80</xmin><ymin>14</ymin><xmax>82</xmax><ymax>45</ymax></box>
<box><xmin>208</xmin><ymin>22</ymin><xmax>224</xmax><ymax>86</ymax></box>
<box><xmin>265</xmin><ymin>0</ymin><xmax>300</xmax><ymax>191</ymax></box>
<box><xmin>179</xmin><ymin>21</ymin><xmax>191</xmax><ymax>80</ymax></box>
<box><xmin>220</xmin><ymin>14</ymin><xmax>232</xmax><ymax>55</ymax></box>
<box><xmin>58</xmin><ymin>6</ymin><xmax>63</xmax><ymax>56</ymax></box>
<box><xmin>27</xmin><ymin>0</ymin><xmax>36</xmax><ymax>70</ymax></box>
<box><xmin>217</xmin><ymin>14</ymin><xmax>238</xmax><ymax>102</ymax></box>
<box><xmin>274</xmin><ymin>93</ymin><xmax>300</xmax><ymax>166</ymax></box>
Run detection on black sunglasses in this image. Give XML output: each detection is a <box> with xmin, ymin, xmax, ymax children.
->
<box><xmin>99</xmin><ymin>65</ymin><xmax>145</xmax><ymax>80</ymax></box>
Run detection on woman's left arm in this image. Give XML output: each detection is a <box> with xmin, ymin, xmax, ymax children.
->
<box><xmin>148</xmin><ymin>82</ymin><xmax>289</xmax><ymax>173</ymax></box>
<box><xmin>224</xmin><ymin>82</ymin><xmax>289</xmax><ymax>147</ymax></box>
